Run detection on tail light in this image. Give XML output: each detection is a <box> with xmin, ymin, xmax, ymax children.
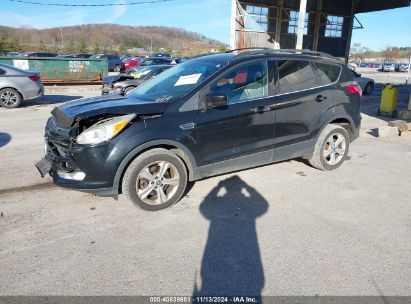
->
<box><xmin>345</xmin><ymin>83</ymin><xmax>362</xmax><ymax>97</ymax></box>
<box><xmin>29</xmin><ymin>75</ymin><xmax>41</xmax><ymax>81</ymax></box>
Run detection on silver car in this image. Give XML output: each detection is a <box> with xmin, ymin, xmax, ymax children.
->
<box><xmin>348</xmin><ymin>68</ymin><xmax>375</xmax><ymax>95</ymax></box>
<box><xmin>0</xmin><ymin>63</ymin><xmax>44</xmax><ymax>108</ymax></box>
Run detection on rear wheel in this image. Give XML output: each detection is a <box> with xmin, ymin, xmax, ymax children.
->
<box><xmin>0</xmin><ymin>88</ymin><xmax>22</xmax><ymax>108</ymax></box>
<box><xmin>364</xmin><ymin>82</ymin><xmax>374</xmax><ymax>95</ymax></box>
<box><xmin>122</xmin><ymin>148</ymin><xmax>188</xmax><ymax>211</ymax></box>
<box><xmin>309</xmin><ymin>124</ymin><xmax>350</xmax><ymax>171</ymax></box>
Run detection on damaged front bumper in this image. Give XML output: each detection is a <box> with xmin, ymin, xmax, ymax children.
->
<box><xmin>35</xmin><ymin>118</ymin><xmax>125</xmax><ymax>198</ymax></box>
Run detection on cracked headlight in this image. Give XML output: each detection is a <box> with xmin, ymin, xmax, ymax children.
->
<box><xmin>76</xmin><ymin>114</ymin><xmax>135</xmax><ymax>145</ymax></box>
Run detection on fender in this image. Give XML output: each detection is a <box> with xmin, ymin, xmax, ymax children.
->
<box><xmin>113</xmin><ymin>139</ymin><xmax>200</xmax><ymax>193</ymax></box>
<box><xmin>318</xmin><ymin>105</ymin><xmax>355</xmax><ymax>137</ymax></box>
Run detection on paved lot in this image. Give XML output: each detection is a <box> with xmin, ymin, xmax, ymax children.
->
<box><xmin>1</xmin><ymin>75</ymin><xmax>411</xmax><ymax>296</ymax></box>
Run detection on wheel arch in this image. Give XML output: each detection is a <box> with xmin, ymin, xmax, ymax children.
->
<box><xmin>327</xmin><ymin>117</ymin><xmax>354</xmax><ymax>140</ymax></box>
<box><xmin>0</xmin><ymin>86</ymin><xmax>24</xmax><ymax>100</ymax></box>
<box><xmin>114</xmin><ymin>139</ymin><xmax>198</xmax><ymax>194</ymax></box>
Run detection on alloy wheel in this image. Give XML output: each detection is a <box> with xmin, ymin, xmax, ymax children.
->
<box><xmin>136</xmin><ymin>161</ymin><xmax>180</xmax><ymax>205</ymax></box>
<box><xmin>323</xmin><ymin>133</ymin><xmax>346</xmax><ymax>166</ymax></box>
<box><xmin>0</xmin><ymin>91</ymin><xmax>18</xmax><ymax>106</ymax></box>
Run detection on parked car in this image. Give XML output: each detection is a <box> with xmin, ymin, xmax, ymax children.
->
<box><xmin>101</xmin><ymin>65</ymin><xmax>172</xmax><ymax>95</ymax></box>
<box><xmin>5</xmin><ymin>52</ymin><xmax>21</xmax><ymax>57</ymax></box>
<box><xmin>151</xmin><ymin>52</ymin><xmax>172</xmax><ymax>58</ymax></box>
<box><xmin>122</xmin><ymin>57</ymin><xmax>142</xmax><ymax>73</ymax></box>
<box><xmin>129</xmin><ymin>57</ymin><xmax>176</xmax><ymax>73</ymax></box>
<box><xmin>0</xmin><ymin>63</ymin><xmax>43</xmax><ymax>108</ymax></box>
<box><xmin>348</xmin><ymin>68</ymin><xmax>375</xmax><ymax>95</ymax></box>
<box><xmin>396</xmin><ymin>63</ymin><xmax>410</xmax><ymax>72</ymax></box>
<box><xmin>36</xmin><ymin>49</ymin><xmax>361</xmax><ymax>211</ymax></box>
<box><xmin>58</xmin><ymin>53</ymin><xmax>93</xmax><ymax>59</ymax></box>
<box><xmin>382</xmin><ymin>63</ymin><xmax>395</xmax><ymax>72</ymax></box>
<box><xmin>90</xmin><ymin>54</ymin><xmax>122</xmax><ymax>72</ymax></box>
<box><xmin>21</xmin><ymin>52</ymin><xmax>58</xmax><ymax>58</ymax></box>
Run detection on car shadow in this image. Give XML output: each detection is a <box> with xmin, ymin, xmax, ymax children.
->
<box><xmin>0</xmin><ymin>132</ymin><xmax>11</xmax><ymax>148</ymax></box>
<box><xmin>193</xmin><ymin>175</ymin><xmax>268</xmax><ymax>297</ymax></box>
<box><xmin>23</xmin><ymin>95</ymin><xmax>83</xmax><ymax>107</ymax></box>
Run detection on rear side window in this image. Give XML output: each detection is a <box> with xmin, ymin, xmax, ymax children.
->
<box><xmin>275</xmin><ymin>60</ymin><xmax>317</xmax><ymax>95</ymax></box>
<box><xmin>0</xmin><ymin>68</ymin><xmax>6</xmax><ymax>75</ymax></box>
<box><xmin>314</xmin><ymin>62</ymin><xmax>341</xmax><ymax>85</ymax></box>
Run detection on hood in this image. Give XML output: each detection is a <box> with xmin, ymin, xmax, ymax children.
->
<box><xmin>52</xmin><ymin>95</ymin><xmax>169</xmax><ymax>127</ymax></box>
<box><xmin>116</xmin><ymin>79</ymin><xmax>146</xmax><ymax>88</ymax></box>
<box><xmin>103</xmin><ymin>74</ymin><xmax>134</xmax><ymax>84</ymax></box>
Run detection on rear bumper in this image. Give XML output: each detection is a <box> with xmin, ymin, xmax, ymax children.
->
<box><xmin>23</xmin><ymin>84</ymin><xmax>44</xmax><ymax>100</ymax></box>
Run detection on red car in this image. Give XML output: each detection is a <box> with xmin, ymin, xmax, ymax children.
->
<box><xmin>122</xmin><ymin>57</ymin><xmax>141</xmax><ymax>72</ymax></box>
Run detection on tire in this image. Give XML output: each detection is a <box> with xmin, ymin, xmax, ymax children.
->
<box><xmin>122</xmin><ymin>148</ymin><xmax>188</xmax><ymax>211</ymax></box>
<box><xmin>124</xmin><ymin>86</ymin><xmax>136</xmax><ymax>95</ymax></box>
<box><xmin>308</xmin><ymin>124</ymin><xmax>350</xmax><ymax>171</ymax></box>
<box><xmin>391</xmin><ymin>110</ymin><xmax>398</xmax><ymax>118</ymax></box>
<box><xmin>364</xmin><ymin>82</ymin><xmax>374</xmax><ymax>95</ymax></box>
<box><xmin>114</xmin><ymin>65</ymin><xmax>121</xmax><ymax>72</ymax></box>
<box><xmin>0</xmin><ymin>88</ymin><xmax>22</xmax><ymax>108</ymax></box>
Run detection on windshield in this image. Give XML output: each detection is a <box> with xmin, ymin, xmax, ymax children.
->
<box><xmin>133</xmin><ymin>66</ymin><xmax>157</xmax><ymax>79</ymax></box>
<box><xmin>129</xmin><ymin>55</ymin><xmax>231</xmax><ymax>102</ymax></box>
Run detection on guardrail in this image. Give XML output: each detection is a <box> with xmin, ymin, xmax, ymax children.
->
<box><xmin>0</xmin><ymin>57</ymin><xmax>108</xmax><ymax>84</ymax></box>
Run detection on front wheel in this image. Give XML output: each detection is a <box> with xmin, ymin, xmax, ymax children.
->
<box><xmin>308</xmin><ymin>124</ymin><xmax>350</xmax><ymax>171</ymax></box>
<box><xmin>123</xmin><ymin>86</ymin><xmax>136</xmax><ymax>95</ymax></box>
<box><xmin>122</xmin><ymin>148</ymin><xmax>188</xmax><ymax>211</ymax></box>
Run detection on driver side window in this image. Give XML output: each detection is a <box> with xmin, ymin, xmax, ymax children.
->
<box><xmin>208</xmin><ymin>61</ymin><xmax>268</xmax><ymax>105</ymax></box>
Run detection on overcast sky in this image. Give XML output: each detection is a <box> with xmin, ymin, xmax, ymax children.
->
<box><xmin>1</xmin><ymin>0</ymin><xmax>410</xmax><ymax>50</ymax></box>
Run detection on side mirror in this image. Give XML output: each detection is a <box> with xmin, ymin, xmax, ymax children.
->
<box><xmin>205</xmin><ymin>92</ymin><xmax>227</xmax><ymax>108</ymax></box>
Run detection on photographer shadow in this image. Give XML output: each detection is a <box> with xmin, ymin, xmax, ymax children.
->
<box><xmin>193</xmin><ymin>175</ymin><xmax>268</xmax><ymax>297</ymax></box>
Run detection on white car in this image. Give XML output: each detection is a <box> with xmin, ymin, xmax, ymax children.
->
<box><xmin>382</xmin><ymin>63</ymin><xmax>395</xmax><ymax>72</ymax></box>
<box><xmin>397</xmin><ymin>64</ymin><xmax>410</xmax><ymax>72</ymax></box>
<box><xmin>348</xmin><ymin>68</ymin><xmax>375</xmax><ymax>95</ymax></box>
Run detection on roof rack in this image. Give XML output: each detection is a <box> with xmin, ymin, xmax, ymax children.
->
<box><xmin>230</xmin><ymin>48</ymin><xmax>339</xmax><ymax>60</ymax></box>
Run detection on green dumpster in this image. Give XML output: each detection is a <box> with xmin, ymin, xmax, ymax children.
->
<box><xmin>0</xmin><ymin>57</ymin><xmax>108</xmax><ymax>84</ymax></box>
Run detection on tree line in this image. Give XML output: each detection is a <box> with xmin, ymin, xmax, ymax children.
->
<box><xmin>0</xmin><ymin>24</ymin><xmax>225</xmax><ymax>55</ymax></box>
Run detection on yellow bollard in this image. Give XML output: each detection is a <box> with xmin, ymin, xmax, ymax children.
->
<box><xmin>378</xmin><ymin>83</ymin><xmax>398</xmax><ymax>118</ymax></box>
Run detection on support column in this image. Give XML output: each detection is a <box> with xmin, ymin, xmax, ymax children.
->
<box><xmin>230</xmin><ymin>0</ymin><xmax>237</xmax><ymax>50</ymax></box>
<box><xmin>275</xmin><ymin>0</ymin><xmax>283</xmax><ymax>46</ymax></box>
<box><xmin>313</xmin><ymin>0</ymin><xmax>323</xmax><ymax>50</ymax></box>
<box><xmin>296</xmin><ymin>0</ymin><xmax>307</xmax><ymax>50</ymax></box>
<box><xmin>344</xmin><ymin>0</ymin><xmax>357</xmax><ymax>63</ymax></box>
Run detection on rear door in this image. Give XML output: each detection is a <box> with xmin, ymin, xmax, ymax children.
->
<box><xmin>271</xmin><ymin>59</ymin><xmax>335</xmax><ymax>149</ymax></box>
<box><xmin>195</xmin><ymin>59</ymin><xmax>276</xmax><ymax>169</ymax></box>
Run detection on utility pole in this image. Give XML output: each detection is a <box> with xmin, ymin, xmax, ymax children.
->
<box><xmin>406</xmin><ymin>55</ymin><xmax>411</xmax><ymax>85</ymax></box>
<box><xmin>60</xmin><ymin>27</ymin><xmax>64</xmax><ymax>49</ymax></box>
<box><xmin>230</xmin><ymin>0</ymin><xmax>237</xmax><ymax>50</ymax></box>
<box><xmin>296</xmin><ymin>0</ymin><xmax>307</xmax><ymax>50</ymax></box>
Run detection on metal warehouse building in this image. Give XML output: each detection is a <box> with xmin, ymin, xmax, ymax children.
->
<box><xmin>230</xmin><ymin>0</ymin><xmax>411</xmax><ymax>60</ymax></box>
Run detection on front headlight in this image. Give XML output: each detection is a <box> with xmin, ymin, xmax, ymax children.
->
<box><xmin>76</xmin><ymin>114</ymin><xmax>135</xmax><ymax>145</ymax></box>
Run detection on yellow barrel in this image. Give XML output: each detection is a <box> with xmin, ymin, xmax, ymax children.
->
<box><xmin>380</xmin><ymin>83</ymin><xmax>398</xmax><ymax>113</ymax></box>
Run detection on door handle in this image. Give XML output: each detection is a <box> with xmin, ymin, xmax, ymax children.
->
<box><xmin>251</xmin><ymin>106</ymin><xmax>271</xmax><ymax>113</ymax></box>
<box><xmin>315</xmin><ymin>95</ymin><xmax>327</xmax><ymax>102</ymax></box>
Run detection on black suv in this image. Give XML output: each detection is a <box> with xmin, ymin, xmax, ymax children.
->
<box><xmin>36</xmin><ymin>49</ymin><xmax>362</xmax><ymax>211</ymax></box>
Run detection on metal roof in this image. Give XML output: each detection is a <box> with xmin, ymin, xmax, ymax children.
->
<box><xmin>355</xmin><ymin>0</ymin><xmax>411</xmax><ymax>13</ymax></box>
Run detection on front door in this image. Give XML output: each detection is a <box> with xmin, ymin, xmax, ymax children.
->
<box><xmin>195</xmin><ymin>60</ymin><xmax>276</xmax><ymax>172</ymax></box>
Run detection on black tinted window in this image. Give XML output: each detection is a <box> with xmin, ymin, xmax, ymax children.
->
<box><xmin>314</xmin><ymin>62</ymin><xmax>341</xmax><ymax>85</ymax></box>
<box><xmin>208</xmin><ymin>61</ymin><xmax>268</xmax><ymax>104</ymax></box>
<box><xmin>0</xmin><ymin>68</ymin><xmax>6</xmax><ymax>75</ymax></box>
<box><xmin>276</xmin><ymin>60</ymin><xmax>317</xmax><ymax>94</ymax></box>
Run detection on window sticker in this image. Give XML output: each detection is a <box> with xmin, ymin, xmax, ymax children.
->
<box><xmin>174</xmin><ymin>73</ymin><xmax>202</xmax><ymax>86</ymax></box>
